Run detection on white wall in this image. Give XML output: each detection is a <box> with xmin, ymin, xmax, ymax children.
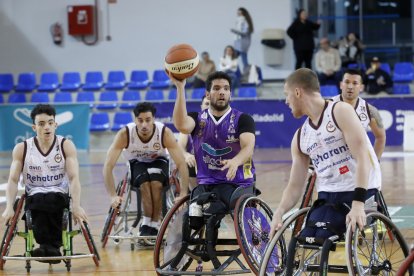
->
<box><xmin>0</xmin><ymin>0</ymin><xmax>294</xmax><ymax>80</ymax></box>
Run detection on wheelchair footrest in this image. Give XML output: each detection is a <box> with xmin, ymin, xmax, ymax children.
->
<box><xmin>155</xmin><ymin>267</ymin><xmax>251</xmax><ymax>275</ymax></box>
<box><xmin>3</xmin><ymin>254</ymin><xmax>94</xmax><ymax>261</ymax></box>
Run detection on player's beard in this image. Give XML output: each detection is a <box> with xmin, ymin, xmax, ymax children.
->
<box><xmin>211</xmin><ymin>99</ymin><xmax>229</xmax><ymax>112</ymax></box>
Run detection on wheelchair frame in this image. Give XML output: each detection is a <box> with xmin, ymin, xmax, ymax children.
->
<box><xmin>153</xmin><ymin>185</ymin><xmax>275</xmax><ymax>275</ymax></box>
<box><xmin>0</xmin><ymin>195</ymin><xmax>100</xmax><ymax>272</ymax></box>
<box><xmin>259</xmin><ymin>171</ymin><xmax>411</xmax><ymax>276</ymax></box>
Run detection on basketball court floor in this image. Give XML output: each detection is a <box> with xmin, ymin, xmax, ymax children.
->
<box><xmin>0</xmin><ymin>147</ymin><xmax>413</xmax><ymax>275</ymax></box>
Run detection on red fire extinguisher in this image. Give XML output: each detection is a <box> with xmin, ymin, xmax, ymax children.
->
<box><xmin>50</xmin><ymin>22</ymin><xmax>63</xmax><ymax>45</ymax></box>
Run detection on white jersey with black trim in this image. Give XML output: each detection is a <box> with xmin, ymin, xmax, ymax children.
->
<box><xmin>331</xmin><ymin>95</ymin><xmax>371</xmax><ymax>130</ymax></box>
<box><xmin>22</xmin><ymin>135</ymin><xmax>69</xmax><ymax>196</ymax></box>
<box><xmin>298</xmin><ymin>101</ymin><xmax>381</xmax><ymax>193</ymax></box>
<box><xmin>122</xmin><ymin>121</ymin><xmax>168</xmax><ymax>163</ymax></box>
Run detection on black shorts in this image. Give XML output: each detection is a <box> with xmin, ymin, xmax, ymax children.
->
<box><xmin>129</xmin><ymin>157</ymin><xmax>169</xmax><ymax>187</ymax></box>
<box><xmin>191</xmin><ymin>184</ymin><xmax>239</xmax><ymax>213</ymax></box>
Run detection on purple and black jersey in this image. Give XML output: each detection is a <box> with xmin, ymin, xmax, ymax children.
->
<box><xmin>190</xmin><ymin>108</ymin><xmax>255</xmax><ymax>187</ymax></box>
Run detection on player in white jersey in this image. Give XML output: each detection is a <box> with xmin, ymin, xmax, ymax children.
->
<box><xmin>103</xmin><ymin>102</ymin><xmax>189</xmax><ymax>236</ymax></box>
<box><xmin>332</xmin><ymin>69</ymin><xmax>386</xmax><ymax>159</ymax></box>
<box><xmin>2</xmin><ymin>104</ymin><xmax>87</xmax><ymax>260</ymax></box>
<box><xmin>269</xmin><ymin>68</ymin><xmax>382</xmax><ymax>241</ymax></box>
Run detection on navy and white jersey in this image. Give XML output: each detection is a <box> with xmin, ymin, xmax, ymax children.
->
<box><xmin>331</xmin><ymin>95</ymin><xmax>371</xmax><ymax>130</ymax></box>
<box><xmin>122</xmin><ymin>121</ymin><xmax>168</xmax><ymax>163</ymax></box>
<box><xmin>22</xmin><ymin>135</ymin><xmax>69</xmax><ymax>196</ymax></box>
<box><xmin>298</xmin><ymin>101</ymin><xmax>381</xmax><ymax>192</ymax></box>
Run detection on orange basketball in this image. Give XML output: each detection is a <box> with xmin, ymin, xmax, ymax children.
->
<box><xmin>164</xmin><ymin>44</ymin><xmax>200</xmax><ymax>80</ymax></box>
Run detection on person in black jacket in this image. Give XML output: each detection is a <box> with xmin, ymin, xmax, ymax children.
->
<box><xmin>364</xmin><ymin>57</ymin><xmax>393</xmax><ymax>95</ymax></box>
<box><xmin>287</xmin><ymin>9</ymin><xmax>321</xmax><ymax>69</ymax></box>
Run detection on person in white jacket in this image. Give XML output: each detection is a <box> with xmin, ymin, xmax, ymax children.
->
<box><xmin>315</xmin><ymin>38</ymin><xmax>342</xmax><ymax>86</ymax></box>
<box><xmin>231</xmin><ymin>7</ymin><xmax>254</xmax><ymax>71</ymax></box>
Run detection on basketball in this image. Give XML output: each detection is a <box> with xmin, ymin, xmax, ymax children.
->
<box><xmin>164</xmin><ymin>44</ymin><xmax>200</xmax><ymax>80</ymax></box>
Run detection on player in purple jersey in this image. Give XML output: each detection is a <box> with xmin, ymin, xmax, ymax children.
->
<box><xmin>170</xmin><ymin>70</ymin><xmax>255</xmax><ymax>213</ymax></box>
<box><xmin>177</xmin><ymin>95</ymin><xmax>210</xmax><ymax>190</ymax></box>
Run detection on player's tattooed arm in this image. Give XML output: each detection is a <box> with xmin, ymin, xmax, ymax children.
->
<box><xmin>369</xmin><ymin>104</ymin><xmax>384</xmax><ymax>128</ymax></box>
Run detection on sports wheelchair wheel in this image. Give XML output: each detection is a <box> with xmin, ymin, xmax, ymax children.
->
<box><xmin>101</xmin><ymin>174</ymin><xmax>128</xmax><ymax>248</ymax></box>
<box><xmin>346</xmin><ymin>211</ymin><xmax>411</xmax><ymax>276</ymax></box>
<box><xmin>234</xmin><ymin>194</ymin><xmax>275</xmax><ymax>274</ymax></box>
<box><xmin>81</xmin><ymin>222</ymin><xmax>100</xmax><ymax>266</ymax></box>
<box><xmin>259</xmin><ymin>207</ymin><xmax>310</xmax><ymax>276</ymax></box>
<box><xmin>397</xmin><ymin>247</ymin><xmax>414</xmax><ymax>276</ymax></box>
<box><xmin>0</xmin><ymin>195</ymin><xmax>25</xmax><ymax>270</ymax></box>
<box><xmin>154</xmin><ymin>195</ymin><xmax>201</xmax><ymax>274</ymax></box>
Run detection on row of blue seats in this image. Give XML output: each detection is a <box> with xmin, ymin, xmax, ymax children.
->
<box><xmin>0</xmin><ymin>87</ymin><xmax>258</xmax><ymax>106</ymax></box>
<box><xmin>90</xmin><ymin>112</ymin><xmax>133</xmax><ymax>132</ymax></box>
<box><xmin>0</xmin><ymin>70</ymin><xmax>172</xmax><ymax>93</ymax></box>
<box><xmin>346</xmin><ymin>61</ymin><xmax>414</xmax><ymax>83</ymax></box>
<box><xmin>320</xmin><ymin>83</ymin><xmax>412</xmax><ymax>97</ymax></box>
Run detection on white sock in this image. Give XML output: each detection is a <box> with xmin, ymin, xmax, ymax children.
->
<box><xmin>142</xmin><ymin>216</ymin><xmax>151</xmax><ymax>226</ymax></box>
<box><xmin>151</xmin><ymin>220</ymin><xmax>161</xmax><ymax>230</ymax></box>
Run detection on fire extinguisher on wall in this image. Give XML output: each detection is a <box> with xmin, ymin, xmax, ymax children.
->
<box><xmin>50</xmin><ymin>22</ymin><xmax>63</xmax><ymax>45</ymax></box>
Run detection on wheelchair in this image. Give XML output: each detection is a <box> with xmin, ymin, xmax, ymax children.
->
<box><xmin>153</xmin><ymin>184</ymin><xmax>275</xmax><ymax>275</ymax></box>
<box><xmin>0</xmin><ymin>194</ymin><xmax>100</xmax><ymax>272</ymax></box>
<box><xmin>100</xmin><ymin>159</ymin><xmax>179</xmax><ymax>250</ymax></box>
<box><xmin>397</xmin><ymin>245</ymin><xmax>414</xmax><ymax>276</ymax></box>
<box><xmin>259</xmin><ymin>177</ymin><xmax>411</xmax><ymax>275</ymax></box>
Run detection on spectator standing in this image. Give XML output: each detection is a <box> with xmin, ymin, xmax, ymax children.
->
<box><xmin>287</xmin><ymin>9</ymin><xmax>321</xmax><ymax>69</ymax></box>
<box><xmin>231</xmin><ymin>7</ymin><xmax>254</xmax><ymax>72</ymax></box>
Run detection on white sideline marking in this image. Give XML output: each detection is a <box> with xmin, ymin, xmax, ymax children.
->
<box><xmin>382</xmin><ymin>151</ymin><xmax>414</xmax><ymax>158</ymax></box>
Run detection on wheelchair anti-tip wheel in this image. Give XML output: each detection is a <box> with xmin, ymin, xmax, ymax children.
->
<box><xmin>234</xmin><ymin>194</ymin><xmax>275</xmax><ymax>275</ymax></box>
<box><xmin>346</xmin><ymin>211</ymin><xmax>411</xmax><ymax>276</ymax></box>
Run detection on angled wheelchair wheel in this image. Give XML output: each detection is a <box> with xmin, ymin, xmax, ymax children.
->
<box><xmin>234</xmin><ymin>195</ymin><xmax>274</xmax><ymax>274</ymax></box>
<box><xmin>0</xmin><ymin>195</ymin><xmax>25</xmax><ymax>270</ymax></box>
<box><xmin>346</xmin><ymin>211</ymin><xmax>411</xmax><ymax>276</ymax></box>
<box><xmin>81</xmin><ymin>222</ymin><xmax>100</xmax><ymax>266</ymax></box>
<box><xmin>101</xmin><ymin>174</ymin><xmax>128</xmax><ymax>248</ymax></box>
<box><xmin>154</xmin><ymin>195</ymin><xmax>203</xmax><ymax>275</ymax></box>
<box><xmin>259</xmin><ymin>207</ymin><xmax>310</xmax><ymax>276</ymax></box>
<box><xmin>397</xmin><ymin>248</ymin><xmax>414</xmax><ymax>276</ymax></box>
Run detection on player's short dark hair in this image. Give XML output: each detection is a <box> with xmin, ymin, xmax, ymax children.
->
<box><xmin>206</xmin><ymin>71</ymin><xmax>232</xmax><ymax>93</ymax></box>
<box><xmin>343</xmin><ymin>69</ymin><xmax>363</xmax><ymax>82</ymax></box>
<box><xmin>30</xmin><ymin>104</ymin><xmax>56</xmax><ymax>123</ymax></box>
<box><xmin>285</xmin><ymin>68</ymin><xmax>320</xmax><ymax>93</ymax></box>
<box><xmin>133</xmin><ymin>102</ymin><xmax>156</xmax><ymax>117</ymax></box>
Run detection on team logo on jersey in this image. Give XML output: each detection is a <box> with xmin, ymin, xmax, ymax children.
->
<box><xmin>199</xmin><ymin>120</ymin><xmax>206</xmax><ymax>129</ymax></box>
<box><xmin>226</xmin><ymin>135</ymin><xmax>239</xmax><ymax>143</ymax></box>
<box><xmin>54</xmin><ymin>153</ymin><xmax>62</xmax><ymax>163</ymax></box>
<box><xmin>339</xmin><ymin>165</ymin><xmax>349</xmax><ymax>174</ymax></box>
<box><xmin>228</xmin><ymin>124</ymin><xmax>236</xmax><ymax>134</ymax></box>
<box><xmin>153</xmin><ymin>143</ymin><xmax>161</xmax><ymax>150</ymax></box>
<box><xmin>202</xmin><ymin>143</ymin><xmax>232</xmax><ymax>156</ymax></box>
<box><xmin>326</xmin><ymin>121</ymin><xmax>336</xmax><ymax>133</ymax></box>
<box><xmin>359</xmin><ymin>113</ymin><xmax>368</xmax><ymax>121</ymax></box>
<box><xmin>201</xmin><ymin>112</ymin><xmax>208</xmax><ymax>120</ymax></box>
<box><xmin>230</xmin><ymin>113</ymin><xmax>235</xmax><ymax>123</ymax></box>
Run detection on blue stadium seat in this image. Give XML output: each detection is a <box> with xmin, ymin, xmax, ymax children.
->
<box><xmin>76</xmin><ymin>91</ymin><xmax>95</xmax><ymax>108</ymax></box>
<box><xmin>168</xmin><ymin>89</ymin><xmax>177</xmax><ymax>100</ymax></box>
<box><xmin>150</xmin><ymin>70</ymin><xmax>170</xmax><ymax>89</ymax></box>
<box><xmin>31</xmin><ymin>92</ymin><xmax>50</xmax><ymax>103</ymax></box>
<box><xmin>238</xmin><ymin>86</ymin><xmax>257</xmax><ymax>98</ymax></box>
<box><xmin>0</xmin><ymin>73</ymin><xmax>14</xmax><ymax>93</ymax></box>
<box><xmin>60</xmin><ymin>72</ymin><xmax>82</xmax><ymax>91</ymax></box>
<box><xmin>105</xmin><ymin>70</ymin><xmax>126</xmax><ymax>90</ymax></box>
<box><xmin>128</xmin><ymin>70</ymin><xmax>150</xmax><ymax>90</ymax></box>
<box><xmin>0</xmin><ymin>94</ymin><xmax>4</xmax><ymax>104</ymax></box>
<box><xmin>191</xmin><ymin>88</ymin><xmax>205</xmax><ymax>100</ymax></box>
<box><xmin>83</xmin><ymin>71</ymin><xmax>104</xmax><ymax>91</ymax></box>
<box><xmin>54</xmin><ymin>92</ymin><xmax>73</xmax><ymax>103</ymax></box>
<box><xmin>96</xmin><ymin>91</ymin><xmax>118</xmax><ymax>110</ymax></box>
<box><xmin>380</xmin><ymin>63</ymin><xmax>391</xmax><ymax>75</ymax></box>
<box><xmin>37</xmin><ymin>72</ymin><xmax>59</xmax><ymax>92</ymax></box>
<box><xmin>90</xmin><ymin>113</ymin><xmax>110</xmax><ymax>132</ymax></box>
<box><xmin>111</xmin><ymin>112</ymin><xmax>133</xmax><ymax>131</ymax></box>
<box><xmin>393</xmin><ymin>62</ymin><xmax>414</xmax><ymax>82</ymax></box>
<box><xmin>320</xmin><ymin>85</ymin><xmax>339</xmax><ymax>97</ymax></box>
<box><xmin>393</xmin><ymin>83</ymin><xmax>411</xmax><ymax>95</ymax></box>
<box><xmin>120</xmin><ymin>90</ymin><xmax>141</xmax><ymax>110</ymax></box>
<box><xmin>16</xmin><ymin>72</ymin><xmax>36</xmax><ymax>93</ymax></box>
<box><xmin>145</xmin><ymin>90</ymin><xmax>164</xmax><ymax>101</ymax></box>
<box><xmin>8</xmin><ymin>93</ymin><xmax>26</xmax><ymax>103</ymax></box>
